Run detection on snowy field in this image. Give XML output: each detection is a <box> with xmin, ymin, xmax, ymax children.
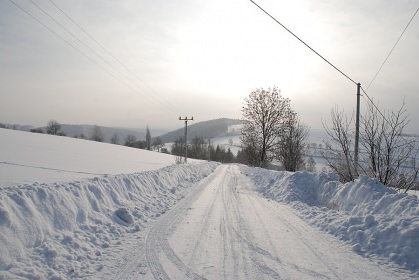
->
<box><xmin>0</xmin><ymin>129</ymin><xmax>202</xmax><ymax>187</ymax></box>
<box><xmin>1</xmin><ymin>128</ymin><xmax>418</xmax><ymax>279</ymax></box>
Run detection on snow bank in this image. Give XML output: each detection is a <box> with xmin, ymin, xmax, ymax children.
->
<box><xmin>0</xmin><ymin>162</ymin><xmax>218</xmax><ymax>279</ymax></box>
<box><xmin>242</xmin><ymin>166</ymin><xmax>419</xmax><ymax>272</ymax></box>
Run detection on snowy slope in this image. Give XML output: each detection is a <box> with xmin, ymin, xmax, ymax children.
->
<box><xmin>0</xmin><ymin>128</ymin><xmax>201</xmax><ymax>186</ymax></box>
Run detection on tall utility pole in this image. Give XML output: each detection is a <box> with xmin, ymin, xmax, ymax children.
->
<box><xmin>354</xmin><ymin>83</ymin><xmax>361</xmax><ymax>168</ymax></box>
<box><xmin>179</xmin><ymin>116</ymin><xmax>193</xmax><ymax>163</ymax></box>
<box><xmin>250</xmin><ymin>0</ymin><xmax>365</xmax><ymax>177</ymax></box>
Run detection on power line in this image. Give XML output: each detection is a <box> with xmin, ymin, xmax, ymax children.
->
<box><xmin>9</xmin><ymin>0</ymin><xmax>179</xmax><ymax>116</ymax></box>
<box><xmin>360</xmin><ymin>87</ymin><xmax>418</xmax><ymax>151</ymax></box>
<box><xmin>360</xmin><ymin>86</ymin><xmax>388</xmax><ymax>123</ymax></box>
<box><xmin>366</xmin><ymin>7</ymin><xmax>419</xmax><ymax>91</ymax></box>
<box><xmin>179</xmin><ymin>116</ymin><xmax>194</xmax><ymax>163</ymax></box>
<box><xmin>250</xmin><ymin>0</ymin><xmax>362</xmax><ymax>162</ymax></box>
<box><xmin>250</xmin><ymin>0</ymin><xmax>357</xmax><ymax>85</ymax></box>
<box><xmin>251</xmin><ymin>0</ymin><xmax>418</xmax><ymax>154</ymax></box>
<box><xmin>360</xmin><ymin>6</ymin><xmax>418</xmax><ymax>130</ymax></box>
<box><xmin>47</xmin><ymin>0</ymin><xmax>179</xmax><ymax>115</ymax></box>
<box><xmin>8</xmin><ymin>0</ymin><xmax>116</xmax><ymax>79</ymax></box>
<box><xmin>26</xmin><ymin>0</ymin><xmax>177</xmax><ymax>115</ymax></box>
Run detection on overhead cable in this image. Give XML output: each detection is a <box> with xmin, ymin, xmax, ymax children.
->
<box><xmin>361</xmin><ymin>6</ymin><xmax>418</xmax><ymax>135</ymax></box>
<box><xmin>47</xmin><ymin>0</ymin><xmax>179</xmax><ymax>115</ymax></box>
<box><xmin>360</xmin><ymin>86</ymin><xmax>388</xmax><ymax>123</ymax></box>
<box><xmin>366</xmin><ymin>7</ymin><xmax>419</xmax><ymax>91</ymax></box>
<box><xmin>250</xmin><ymin>0</ymin><xmax>357</xmax><ymax>85</ymax></box>
<box><xmin>10</xmin><ymin>0</ymin><xmax>178</xmax><ymax>115</ymax></box>
<box><xmin>26</xmin><ymin>0</ymin><xmax>176</xmax><ymax>114</ymax></box>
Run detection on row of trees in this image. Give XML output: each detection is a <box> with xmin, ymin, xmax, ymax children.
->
<box><xmin>29</xmin><ymin>120</ymin><xmax>67</xmax><ymax>136</ymax></box>
<box><xmin>322</xmin><ymin>102</ymin><xmax>418</xmax><ymax>191</ymax></box>
<box><xmin>27</xmin><ymin>120</ymin><xmax>162</xmax><ymax>151</ymax></box>
<box><xmin>124</xmin><ymin>133</ymin><xmax>165</xmax><ymax>152</ymax></box>
<box><xmin>237</xmin><ymin>86</ymin><xmax>417</xmax><ymax>191</ymax></box>
<box><xmin>171</xmin><ymin>136</ymin><xmax>235</xmax><ymax>164</ymax></box>
<box><xmin>161</xmin><ymin>86</ymin><xmax>313</xmax><ymax>171</ymax></box>
<box><xmin>30</xmin><ymin>120</ymin><xmax>107</xmax><ymax>142</ymax></box>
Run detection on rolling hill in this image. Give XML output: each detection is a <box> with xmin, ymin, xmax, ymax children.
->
<box><xmin>156</xmin><ymin>118</ymin><xmax>243</xmax><ymax>143</ymax></box>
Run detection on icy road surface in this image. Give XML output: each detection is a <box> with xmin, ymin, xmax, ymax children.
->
<box><xmin>99</xmin><ymin>165</ymin><xmax>407</xmax><ymax>279</ymax></box>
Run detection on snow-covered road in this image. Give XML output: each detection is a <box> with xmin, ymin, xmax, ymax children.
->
<box><xmin>2</xmin><ymin>129</ymin><xmax>417</xmax><ymax>279</ymax></box>
<box><xmin>99</xmin><ymin>165</ymin><xmax>407</xmax><ymax>279</ymax></box>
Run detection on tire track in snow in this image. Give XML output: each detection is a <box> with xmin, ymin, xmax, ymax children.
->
<box><xmin>227</xmin><ymin>166</ymin><xmax>284</xmax><ymax>279</ymax></box>
<box><xmin>254</xmin><ymin>195</ymin><xmax>342</xmax><ymax>279</ymax></box>
<box><xmin>239</xmin><ymin>192</ymin><xmax>284</xmax><ymax>278</ymax></box>
<box><xmin>116</xmin><ymin>164</ymin><xmax>413</xmax><ymax>279</ymax></box>
<box><xmin>220</xmin><ymin>165</ymin><xmax>257</xmax><ymax>278</ymax></box>
<box><xmin>185</xmin><ymin>167</ymin><xmax>226</xmax><ymax>270</ymax></box>
<box><xmin>144</xmin><ymin>167</ymin><xmax>224</xmax><ymax>279</ymax></box>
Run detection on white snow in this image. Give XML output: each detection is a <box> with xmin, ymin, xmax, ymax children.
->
<box><xmin>0</xmin><ymin>129</ymin><xmax>201</xmax><ymax>186</ymax></box>
<box><xmin>1</xmin><ymin>128</ymin><xmax>418</xmax><ymax>279</ymax></box>
<box><xmin>244</xmin><ymin>168</ymin><xmax>419</xmax><ymax>272</ymax></box>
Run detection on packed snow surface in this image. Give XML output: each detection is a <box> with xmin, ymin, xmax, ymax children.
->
<box><xmin>1</xmin><ymin>128</ymin><xmax>418</xmax><ymax>279</ymax></box>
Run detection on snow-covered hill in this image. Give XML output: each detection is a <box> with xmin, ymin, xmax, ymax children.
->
<box><xmin>0</xmin><ymin>129</ymin><xmax>202</xmax><ymax>186</ymax></box>
<box><xmin>1</xmin><ymin>128</ymin><xmax>418</xmax><ymax>279</ymax></box>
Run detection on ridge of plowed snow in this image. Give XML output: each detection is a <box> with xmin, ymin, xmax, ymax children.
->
<box><xmin>0</xmin><ymin>162</ymin><xmax>219</xmax><ymax>279</ymax></box>
<box><xmin>242</xmin><ymin>166</ymin><xmax>419</xmax><ymax>272</ymax></box>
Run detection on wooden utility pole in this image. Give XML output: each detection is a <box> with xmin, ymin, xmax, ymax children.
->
<box><xmin>355</xmin><ymin>83</ymin><xmax>361</xmax><ymax>169</ymax></box>
<box><xmin>179</xmin><ymin>116</ymin><xmax>193</xmax><ymax>163</ymax></box>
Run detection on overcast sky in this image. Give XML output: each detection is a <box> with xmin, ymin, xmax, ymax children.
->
<box><xmin>1</xmin><ymin>0</ymin><xmax>418</xmax><ymax>132</ymax></box>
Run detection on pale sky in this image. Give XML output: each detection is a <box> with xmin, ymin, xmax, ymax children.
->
<box><xmin>1</xmin><ymin>0</ymin><xmax>418</xmax><ymax>132</ymax></box>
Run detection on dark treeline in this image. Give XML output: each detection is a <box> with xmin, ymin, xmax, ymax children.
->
<box><xmin>171</xmin><ymin>136</ymin><xmax>237</xmax><ymax>164</ymax></box>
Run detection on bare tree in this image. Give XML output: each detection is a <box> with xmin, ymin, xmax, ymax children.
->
<box><xmin>90</xmin><ymin>125</ymin><xmax>104</xmax><ymax>142</ymax></box>
<box><xmin>46</xmin><ymin>120</ymin><xmax>62</xmax><ymax>135</ymax></box>
<box><xmin>171</xmin><ymin>136</ymin><xmax>185</xmax><ymax>164</ymax></box>
<box><xmin>110</xmin><ymin>133</ymin><xmax>119</xmax><ymax>145</ymax></box>
<box><xmin>240</xmin><ymin>122</ymin><xmax>261</xmax><ymax>166</ymax></box>
<box><xmin>360</xmin><ymin>102</ymin><xmax>418</xmax><ymax>191</ymax></box>
<box><xmin>276</xmin><ymin>112</ymin><xmax>309</xmax><ymax>171</ymax></box>
<box><xmin>124</xmin><ymin>134</ymin><xmax>137</xmax><ymax>147</ymax></box>
<box><xmin>152</xmin><ymin>137</ymin><xmax>164</xmax><ymax>152</ymax></box>
<box><xmin>189</xmin><ymin>136</ymin><xmax>207</xmax><ymax>160</ymax></box>
<box><xmin>241</xmin><ymin>87</ymin><xmax>291</xmax><ymax>167</ymax></box>
<box><xmin>322</xmin><ymin>106</ymin><xmax>358</xmax><ymax>182</ymax></box>
<box><xmin>323</xmin><ymin>103</ymin><xmax>418</xmax><ymax>191</ymax></box>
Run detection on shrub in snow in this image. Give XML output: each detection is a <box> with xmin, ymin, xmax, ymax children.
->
<box><xmin>114</xmin><ymin>208</ymin><xmax>134</xmax><ymax>224</ymax></box>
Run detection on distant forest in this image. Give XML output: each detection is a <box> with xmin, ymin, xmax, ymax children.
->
<box><xmin>157</xmin><ymin>118</ymin><xmax>243</xmax><ymax>143</ymax></box>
